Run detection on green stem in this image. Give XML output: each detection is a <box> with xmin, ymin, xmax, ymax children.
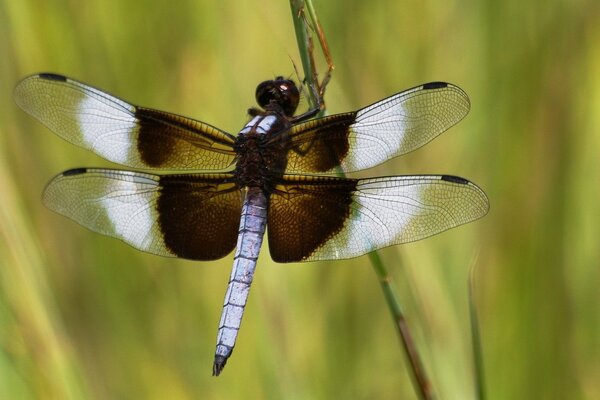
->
<box><xmin>289</xmin><ymin>1</ymin><xmax>433</xmax><ymax>399</ymax></box>
<box><xmin>289</xmin><ymin>0</ymin><xmax>319</xmax><ymax>112</ymax></box>
<box><xmin>368</xmin><ymin>251</ymin><xmax>432</xmax><ymax>400</ymax></box>
<box><xmin>469</xmin><ymin>260</ymin><xmax>486</xmax><ymax>400</ymax></box>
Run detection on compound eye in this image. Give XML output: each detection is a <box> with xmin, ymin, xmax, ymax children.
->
<box><xmin>255</xmin><ymin>78</ymin><xmax>300</xmax><ymax>116</ymax></box>
<box><xmin>255</xmin><ymin>80</ymin><xmax>277</xmax><ymax>109</ymax></box>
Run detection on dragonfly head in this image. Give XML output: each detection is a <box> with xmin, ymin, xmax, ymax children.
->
<box><xmin>255</xmin><ymin>77</ymin><xmax>300</xmax><ymax>117</ymax></box>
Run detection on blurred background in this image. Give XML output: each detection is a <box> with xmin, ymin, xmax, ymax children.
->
<box><xmin>1</xmin><ymin>0</ymin><xmax>599</xmax><ymax>398</ymax></box>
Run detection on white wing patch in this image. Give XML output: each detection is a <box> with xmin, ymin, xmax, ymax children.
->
<box><xmin>99</xmin><ymin>173</ymin><xmax>156</xmax><ymax>250</ymax></box>
<box><xmin>312</xmin><ymin>178</ymin><xmax>423</xmax><ymax>259</ymax></box>
<box><xmin>78</xmin><ymin>94</ymin><xmax>137</xmax><ymax>165</ymax></box>
<box><xmin>343</xmin><ymin>83</ymin><xmax>469</xmax><ymax>172</ymax></box>
<box><xmin>350</xmin><ymin>97</ymin><xmax>410</xmax><ymax>169</ymax></box>
<box><xmin>42</xmin><ymin>169</ymin><xmax>177</xmax><ymax>258</ymax></box>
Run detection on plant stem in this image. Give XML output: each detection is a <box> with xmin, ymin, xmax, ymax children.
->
<box><xmin>368</xmin><ymin>251</ymin><xmax>432</xmax><ymax>400</ymax></box>
<box><xmin>289</xmin><ymin>1</ymin><xmax>434</xmax><ymax>399</ymax></box>
<box><xmin>469</xmin><ymin>257</ymin><xmax>486</xmax><ymax>400</ymax></box>
<box><xmin>289</xmin><ymin>0</ymin><xmax>319</xmax><ymax>112</ymax></box>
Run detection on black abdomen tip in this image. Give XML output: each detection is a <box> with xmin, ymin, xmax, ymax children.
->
<box><xmin>213</xmin><ymin>356</ymin><xmax>228</xmax><ymax>376</ymax></box>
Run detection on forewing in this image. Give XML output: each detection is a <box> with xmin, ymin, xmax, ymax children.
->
<box><xmin>14</xmin><ymin>73</ymin><xmax>237</xmax><ymax>170</ymax></box>
<box><xmin>285</xmin><ymin>82</ymin><xmax>470</xmax><ymax>173</ymax></box>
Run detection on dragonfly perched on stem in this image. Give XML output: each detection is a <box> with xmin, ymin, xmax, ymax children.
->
<box><xmin>14</xmin><ymin>71</ymin><xmax>488</xmax><ymax>375</ymax></box>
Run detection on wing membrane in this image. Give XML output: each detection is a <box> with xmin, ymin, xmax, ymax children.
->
<box><xmin>285</xmin><ymin>82</ymin><xmax>470</xmax><ymax>173</ymax></box>
<box><xmin>43</xmin><ymin>168</ymin><xmax>242</xmax><ymax>260</ymax></box>
<box><xmin>15</xmin><ymin>73</ymin><xmax>237</xmax><ymax>170</ymax></box>
<box><xmin>268</xmin><ymin>174</ymin><xmax>488</xmax><ymax>262</ymax></box>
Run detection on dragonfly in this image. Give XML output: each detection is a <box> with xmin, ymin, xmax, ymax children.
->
<box><xmin>14</xmin><ymin>73</ymin><xmax>489</xmax><ymax>375</ymax></box>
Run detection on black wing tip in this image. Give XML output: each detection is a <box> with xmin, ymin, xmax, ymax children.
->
<box><xmin>212</xmin><ymin>356</ymin><xmax>228</xmax><ymax>376</ymax></box>
<box><xmin>38</xmin><ymin>73</ymin><xmax>67</xmax><ymax>82</ymax></box>
<box><xmin>422</xmin><ymin>81</ymin><xmax>449</xmax><ymax>90</ymax></box>
<box><xmin>62</xmin><ymin>168</ymin><xmax>88</xmax><ymax>176</ymax></box>
<box><xmin>441</xmin><ymin>175</ymin><xmax>490</xmax><ymax>213</ymax></box>
<box><xmin>441</xmin><ymin>175</ymin><xmax>469</xmax><ymax>185</ymax></box>
<box><xmin>14</xmin><ymin>73</ymin><xmax>67</xmax><ymax>102</ymax></box>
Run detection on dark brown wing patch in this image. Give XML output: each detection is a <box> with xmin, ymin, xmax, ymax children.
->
<box><xmin>136</xmin><ymin>107</ymin><xmax>237</xmax><ymax>169</ymax></box>
<box><xmin>284</xmin><ymin>112</ymin><xmax>356</xmax><ymax>173</ymax></box>
<box><xmin>267</xmin><ymin>175</ymin><xmax>357</xmax><ymax>262</ymax></box>
<box><xmin>158</xmin><ymin>175</ymin><xmax>242</xmax><ymax>260</ymax></box>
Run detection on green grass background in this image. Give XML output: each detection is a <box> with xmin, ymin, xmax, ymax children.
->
<box><xmin>1</xmin><ymin>0</ymin><xmax>599</xmax><ymax>398</ymax></box>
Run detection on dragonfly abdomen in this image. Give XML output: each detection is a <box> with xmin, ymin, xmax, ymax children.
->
<box><xmin>213</xmin><ymin>187</ymin><xmax>268</xmax><ymax>376</ymax></box>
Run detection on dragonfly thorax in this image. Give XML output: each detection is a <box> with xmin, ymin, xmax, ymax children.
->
<box><xmin>234</xmin><ymin>112</ymin><xmax>291</xmax><ymax>188</ymax></box>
